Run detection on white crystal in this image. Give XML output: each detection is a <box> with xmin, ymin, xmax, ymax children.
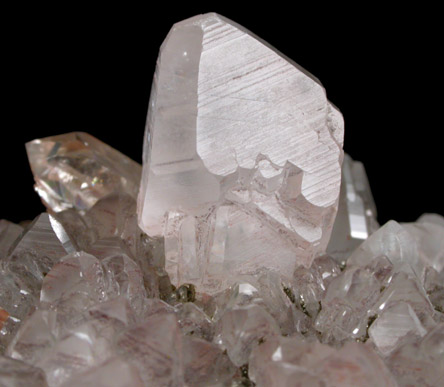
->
<box><xmin>138</xmin><ymin>12</ymin><xmax>344</xmax><ymax>294</ymax></box>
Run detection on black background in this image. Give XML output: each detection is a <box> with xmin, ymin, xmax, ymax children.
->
<box><xmin>2</xmin><ymin>4</ymin><xmax>442</xmax><ymax>225</ymax></box>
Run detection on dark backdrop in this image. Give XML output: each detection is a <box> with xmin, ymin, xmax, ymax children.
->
<box><xmin>2</xmin><ymin>4</ymin><xmax>442</xmax><ymax>225</ymax></box>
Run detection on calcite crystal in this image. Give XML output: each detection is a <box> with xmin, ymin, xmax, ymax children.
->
<box><xmin>138</xmin><ymin>13</ymin><xmax>344</xmax><ymax>293</ymax></box>
<box><xmin>1</xmin><ymin>12</ymin><xmax>443</xmax><ymax>387</ymax></box>
<box><xmin>26</xmin><ymin>132</ymin><xmax>141</xmax><ymax>212</ymax></box>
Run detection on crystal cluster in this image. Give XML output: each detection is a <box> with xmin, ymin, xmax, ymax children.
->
<box><xmin>1</xmin><ymin>12</ymin><xmax>443</xmax><ymax>387</ymax></box>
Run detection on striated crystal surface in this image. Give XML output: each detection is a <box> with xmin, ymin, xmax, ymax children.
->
<box><xmin>3</xmin><ymin>11</ymin><xmax>444</xmax><ymax>387</ymax></box>
<box><xmin>0</xmin><ymin>355</ymin><xmax>48</xmax><ymax>387</ymax></box>
<box><xmin>26</xmin><ymin>132</ymin><xmax>141</xmax><ymax>212</ymax></box>
<box><xmin>0</xmin><ymin>220</ymin><xmax>23</xmax><ymax>260</ymax></box>
<box><xmin>115</xmin><ymin>313</ymin><xmax>183</xmax><ymax>386</ymax></box>
<box><xmin>138</xmin><ymin>12</ymin><xmax>344</xmax><ymax>294</ymax></box>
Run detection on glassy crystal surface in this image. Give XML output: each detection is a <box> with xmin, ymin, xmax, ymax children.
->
<box><xmin>214</xmin><ymin>304</ymin><xmax>280</xmax><ymax>366</ymax></box>
<box><xmin>26</xmin><ymin>132</ymin><xmax>141</xmax><ymax>212</ymax></box>
<box><xmin>138</xmin><ymin>12</ymin><xmax>344</xmax><ymax>294</ymax></box>
<box><xmin>327</xmin><ymin>154</ymin><xmax>379</xmax><ymax>262</ymax></box>
<box><xmin>5</xmin><ymin>213</ymin><xmax>75</xmax><ymax>292</ymax></box>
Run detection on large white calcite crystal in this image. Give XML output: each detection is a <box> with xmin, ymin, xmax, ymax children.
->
<box><xmin>138</xmin><ymin>13</ymin><xmax>344</xmax><ymax>293</ymax></box>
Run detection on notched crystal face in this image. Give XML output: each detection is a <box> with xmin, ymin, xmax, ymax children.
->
<box><xmin>138</xmin><ymin>12</ymin><xmax>344</xmax><ymax>294</ymax></box>
<box><xmin>26</xmin><ymin>132</ymin><xmax>141</xmax><ymax>212</ymax></box>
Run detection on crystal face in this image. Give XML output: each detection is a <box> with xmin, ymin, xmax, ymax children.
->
<box><xmin>138</xmin><ymin>13</ymin><xmax>344</xmax><ymax>293</ymax></box>
<box><xmin>0</xmin><ymin>11</ymin><xmax>443</xmax><ymax>387</ymax></box>
<box><xmin>26</xmin><ymin>132</ymin><xmax>141</xmax><ymax>212</ymax></box>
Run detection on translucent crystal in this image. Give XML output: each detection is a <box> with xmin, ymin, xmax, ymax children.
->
<box><xmin>26</xmin><ymin>132</ymin><xmax>141</xmax><ymax>212</ymax></box>
<box><xmin>347</xmin><ymin>220</ymin><xmax>421</xmax><ymax>279</ymax></box>
<box><xmin>386</xmin><ymin>323</ymin><xmax>444</xmax><ymax>386</ymax></box>
<box><xmin>249</xmin><ymin>336</ymin><xmax>397</xmax><ymax>386</ymax></box>
<box><xmin>0</xmin><ymin>269</ymin><xmax>36</xmax><ymax>352</ymax></box>
<box><xmin>214</xmin><ymin>304</ymin><xmax>280</xmax><ymax>366</ymax></box>
<box><xmin>315</xmin><ymin>266</ymin><xmax>381</xmax><ymax>343</ymax></box>
<box><xmin>175</xmin><ymin>302</ymin><xmax>213</xmax><ymax>340</ymax></box>
<box><xmin>4</xmin><ymin>213</ymin><xmax>75</xmax><ymax>293</ymax></box>
<box><xmin>0</xmin><ymin>355</ymin><xmax>48</xmax><ymax>387</ymax></box>
<box><xmin>0</xmin><ymin>220</ymin><xmax>23</xmax><ymax>260</ymax></box>
<box><xmin>182</xmin><ymin>336</ymin><xmax>236</xmax><ymax>386</ymax></box>
<box><xmin>292</xmin><ymin>255</ymin><xmax>341</xmax><ymax>320</ymax></box>
<box><xmin>8</xmin><ymin>298</ymin><xmax>136</xmax><ymax>386</ymax></box>
<box><xmin>138</xmin><ymin>12</ymin><xmax>344</xmax><ymax>294</ymax></box>
<box><xmin>327</xmin><ymin>154</ymin><xmax>379</xmax><ymax>262</ymax></box>
<box><xmin>61</xmin><ymin>357</ymin><xmax>144</xmax><ymax>387</ymax></box>
<box><xmin>115</xmin><ymin>313</ymin><xmax>183</xmax><ymax>386</ymax></box>
<box><xmin>369</xmin><ymin>302</ymin><xmax>433</xmax><ymax>356</ymax></box>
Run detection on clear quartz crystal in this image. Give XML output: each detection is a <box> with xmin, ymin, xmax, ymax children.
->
<box><xmin>26</xmin><ymin>132</ymin><xmax>141</xmax><ymax>212</ymax></box>
<box><xmin>137</xmin><ymin>12</ymin><xmax>344</xmax><ymax>294</ymax></box>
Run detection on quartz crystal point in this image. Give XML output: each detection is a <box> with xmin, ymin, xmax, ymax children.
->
<box><xmin>26</xmin><ymin>132</ymin><xmax>141</xmax><ymax>212</ymax></box>
<box><xmin>138</xmin><ymin>12</ymin><xmax>344</xmax><ymax>294</ymax></box>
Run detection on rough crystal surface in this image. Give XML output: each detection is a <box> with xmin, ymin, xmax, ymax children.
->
<box><xmin>26</xmin><ymin>132</ymin><xmax>141</xmax><ymax>212</ymax></box>
<box><xmin>138</xmin><ymin>12</ymin><xmax>344</xmax><ymax>294</ymax></box>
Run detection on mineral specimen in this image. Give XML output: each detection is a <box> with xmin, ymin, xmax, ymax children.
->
<box><xmin>137</xmin><ymin>13</ymin><xmax>344</xmax><ymax>294</ymax></box>
<box><xmin>0</xmin><ymin>11</ymin><xmax>443</xmax><ymax>387</ymax></box>
<box><xmin>26</xmin><ymin>132</ymin><xmax>141</xmax><ymax>212</ymax></box>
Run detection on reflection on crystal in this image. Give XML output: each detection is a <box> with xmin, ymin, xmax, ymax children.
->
<box><xmin>2</xmin><ymin>11</ymin><xmax>444</xmax><ymax>386</ymax></box>
<box><xmin>327</xmin><ymin>154</ymin><xmax>379</xmax><ymax>262</ymax></box>
<box><xmin>138</xmin><ymin>12</ymin><xmax>344</xmax><ymax>294</ymax></box>
<box><xmin>26</xmin><ymin>132</ymin><xmax>141</xmax><ymax>212</ymax></box>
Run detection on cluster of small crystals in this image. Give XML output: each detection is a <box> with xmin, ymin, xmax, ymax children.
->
<box><xmin>1</xmin><ymin>133</ymin><xmax>443</xmax><ymax>387</ymax></box>
<box><xmin>1</xmin><ymin>13</ymin><xmax>443</xmax><ymax>387</ymax></box>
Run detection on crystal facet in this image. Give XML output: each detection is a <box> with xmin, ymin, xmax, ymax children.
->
<box><xmin>26</xmin><ymin>132</ymin><xmax>141</xmax><ymax>212</ymax></box>
<box><xmin>138</xmin><ymin>13</ymin><xmax>344</xmax><ymax>294</ymax></box>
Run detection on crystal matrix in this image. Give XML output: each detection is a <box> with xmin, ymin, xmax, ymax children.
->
<box><xmin>138</xmin><ymin>13</ymin><xmax>344</xmax><ymax>294</ymax></box>
<box><xmin>1</xmin><ymin>11</ymin><xmax>443</xmax><ymax>387</ymax></box>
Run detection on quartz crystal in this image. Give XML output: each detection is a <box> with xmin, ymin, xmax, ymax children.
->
<box><xmin>138</xmin><ymin>12</ymin><xmax>344</xmax><ymax>294</ymax></box>
<box><xmin>2</xmin><ymin>11</ymin><xmax>443</xmax><ymax>387</ymax></box>
<box><xmin>26</xmin><ymin>132</ymin><xmax>141</xmax><ymax>212</ymax></box>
